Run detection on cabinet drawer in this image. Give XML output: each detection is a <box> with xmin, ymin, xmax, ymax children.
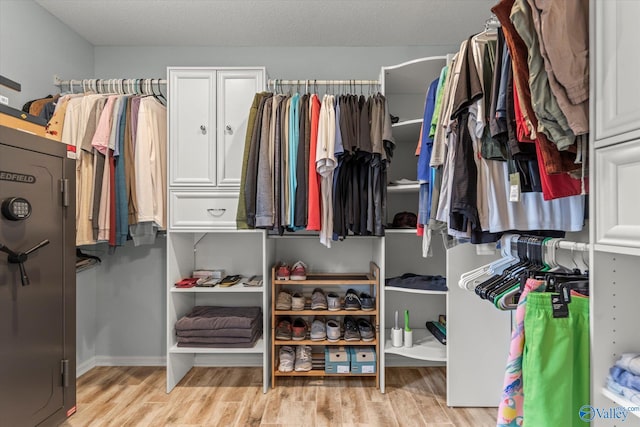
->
<box><xmin>170</xmin><ymin>191</ymin><xmax>238</xmax><ymax>229</ymax></box>
<box><xmin>595</xmin><ymin>139</ymin><xmax>640</xmax><ymax>248</ymax></box>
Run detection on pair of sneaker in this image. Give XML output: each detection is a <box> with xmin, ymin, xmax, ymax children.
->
<box><xmin>344</xmin><ymin>289</ymin><xmax>375</xmax><ymax>311</ymax></box>
<box><xmin>276</xmin><ymin>317</ymin><xmax>310</xmax><ymax>340</ymax></box>
<box><xmin>276</xmin><ymin>290</ymin><xmax>307</xmax><ymax>311</ymax></box>
<box><xmin>276</xmin><ymin>261</ymin><xmax>307</xmax><ymax>280</ymax></box>
<box><xmin>343</xmin><ymin>316</ymin><xmax>375</xmax><ymax>341</ymax></box>
<box><xmin>278</xmin><ymin>345</ymin><xmax>312</xmax><ymax>372</ymax></box>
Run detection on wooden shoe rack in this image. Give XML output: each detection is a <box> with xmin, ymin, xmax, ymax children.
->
<box><xmin>271</xmin><ymin>262</ymin><xmax>380</xmax><ymax>388</ymax></box>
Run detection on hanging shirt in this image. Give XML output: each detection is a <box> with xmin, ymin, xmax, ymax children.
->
<box><xmin>294</xmin><ymin>94</ymin><xmax>309</xmax><ymax>228</ymax></box>
<box><xmin>134</xmin><ymin>96</ymin><xmax>167</xmax><ymax>230</ymax></box>
<box><xmin>316</xmin><ymin>95</ymin><xmax>337</xmax><ymax>247</ymax></box>
<box><xmin>288</xmin><ymin>93</ymin><xmax>300</xmax><ymax>228</ymax></box>
<box><xmin>306</xmin><ymin>94</ymin><xmax>322</xmax><ymax>231</ymax></box>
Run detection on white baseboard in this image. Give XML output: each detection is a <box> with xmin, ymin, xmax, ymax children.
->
<box><xmin>76</xmin><ymin>357</ymin><xmax>97</xmax><ymax>378</ymax></box>
<box><xmin>94</xmin><ymin>355</ymin><xmax>167</xmax><ymax>367</ymax></box>
<box><xmin>76</xmin><ymin>356</ymin><xmax>167</xmax><ymax>378</ymax></box>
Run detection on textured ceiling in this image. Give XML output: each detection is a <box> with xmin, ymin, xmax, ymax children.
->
<box><xmin>35</xmin><ymin>0</ymin><xmax>497</xmax><ymax>47</ymax></box>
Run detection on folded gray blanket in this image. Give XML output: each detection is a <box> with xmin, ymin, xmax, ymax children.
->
<box><xmin>176</xmin><ymin>329</ymin><xmax>262</xmax><ymax>348</ymax></box>
<box><xmin>177</xmin><ymin>328</ymin><xmax>262</xmax><ymax>344</ymax></box>
<box><xmin>176</xmin><ymin>326</ymin><xmax>259</xmax><ymax>338</ymax></box>
<box><xmin>175</xmin><ymin>306</ymin><xmax>261</xmax><ymax>331</ymax></box>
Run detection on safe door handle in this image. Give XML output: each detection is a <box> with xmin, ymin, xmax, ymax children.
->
<box><xmin>0</xmin><ymin>239</ymin><xmax>50</xmax><ymax>286</ymax></box>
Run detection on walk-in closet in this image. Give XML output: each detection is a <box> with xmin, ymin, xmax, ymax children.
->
<box><xmin>1</xmin><ymin>1</ymin><xmax>639</xmax><ymax>426</ymax></box>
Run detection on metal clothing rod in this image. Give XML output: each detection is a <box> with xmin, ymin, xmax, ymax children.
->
<box><xmin>54</xmin><ymin>77</ymin><xmax>166</xmax><ymax>87</ymax></box>
<box><xmin>53</xmin><ymin>76</ymin><xmax>166</xmax><ymax>95</ymax></box>
<box><xmin>269</xmin><ymin>79</ymin><xmax>378</xmax><ymax>85</ymax></box>
<box><xmin>268</xmin><ymin>79</ymin><xmax>379</xmax><ymax>86</ymax></box>
<box><xmin>502</xmin><ymin>234</ymin><xmax>590</xmax><ymax>258</ymax></box>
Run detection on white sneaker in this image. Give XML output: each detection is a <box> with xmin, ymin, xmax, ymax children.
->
<box><xmin>279</xmin><ymin>346</ymin><xmax>295</xmax><ymax>372</ymax></box>
<box><xmin>327</xmin><ymin>292</ymin><xmax>341</xmax><ymax>311</ymax></box>
<box><xmin>295</xmin><ymin>345</ymin><xmax>313</xmax><ymax>371</ymax></box>
<box><xmin>326</xmin><ymin>319</ymin><xmax>341</xmax><ymax>342</ymax></box>
<box><xmin>291</xmin><ymin>292</ymin><xmax>305</xmax><ymax>311</ymax></box>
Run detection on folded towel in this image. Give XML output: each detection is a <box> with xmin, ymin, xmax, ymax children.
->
<box><xmin>616</xmin><ymin>354</ymin><xmax>640</xmax><ymax>376</ymax></box>
<box><xmin>175</xmin><ymin>306</ymin><xmax>261</xmax><ymax>331</ymax></box>
<box><xmin>607</xmin><ymin>376</ymin><xmax>640</xmax><ymax>405</ymax></box>
<box><xmin>610</xmin><ymin>366</ymin><xmax>640</xmax><ymax>391</ymax></box>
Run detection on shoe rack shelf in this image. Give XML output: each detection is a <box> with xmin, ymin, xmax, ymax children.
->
<box><xmin>271</xmin><ymin>262</ymin><xmax>380</xmax><ymax>388</ymax></box>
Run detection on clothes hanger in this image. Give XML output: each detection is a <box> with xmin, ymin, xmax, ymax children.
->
<box><xmin>476</xmin><ymin>236</ymin><xmax>536</xmax><ymax>300</ymax></box>
<box><xmin>152</xmin><ymin>78</ymin><xmax>167</xmax><ymax>105</ymax></box>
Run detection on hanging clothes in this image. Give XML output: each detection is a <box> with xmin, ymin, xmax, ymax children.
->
<box><xmin>49</xmin><ymin>85</ymin><xmax>167</xmax><ymax>248</ymax></box>
<box><xmin>238</xmin><ymin>86</ymin><xmax>393</xmax><ymax>245</ymax></box>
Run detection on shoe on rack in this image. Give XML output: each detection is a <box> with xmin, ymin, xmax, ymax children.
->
<box><xmin>278</xmin><ymin>345</ymin><xmax>295</xmax><ymax>372</ymax></box>
<box><xmin>326</xmin><ymin>319</ymin><xmax>341</xmax><ymax>342</ymax></box>
<box><xmin>357</xmin><ymin>318</ymin><xmax>375</xmax><ymax>341</ymax></box>
<box><xmin>292</xmin><ymin>317</ymin><xmax>308</xmax><ymax>341</ymax></box>
<box><xmin>295</xmin><ymin>345</ymin><xmax>313</xmax><ymax>372</ymax></box>
<box><xmin>291</xmin><ymin>292</ymin><xmax>305</xmax><ymax>311</ymax></box>
<box><xmin>327</xmin><ymin>292</ymin><xmax>341</xmax><ymax>311</ymax></box>
<box><xmin>311</xmin><ymin>288</ymin><xmax>328</xmax><ymax>310</ymax></box>
<box><xmin>276</xmin><ymin>289</ymin><xmax>292</xmax><ymax>311</ymax></box>
<box><xmin>344</xmin><ymin>289</ymin><xmax>361</xmax><ymax>310</ymax></box>
<box><xmin>275</xmin><ymin>317</ymin><xmax>293</xmax><ymax>341</ymax></box>
<box><xmin>310</xmin><ymin>318</ymin><xmax>327</xmax><ymax>341</ymax></box>
<box><xmin>290</xmin><ymin>261</ymin><xmax>307</xmax><ymax>280</ymax></box>
<box><xmin>276</xmin><ymin>263</ymin><xmax>291</xmax><ymax>280</ymax></box>
<box><xmin>343</xmin><ymin>316</ymin><xmax>361</xmax><ymax>341</ymax></box>
<box><xmin>360</xmin><ymin>292</ymin><xmax>375</xmax><ymax>311</ymax></box>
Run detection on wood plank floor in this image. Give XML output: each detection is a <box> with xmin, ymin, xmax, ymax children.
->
<box><xmin>61</xmin><ymin>366</ymin><xmax>497</xmax><ymax>427</ymax></box>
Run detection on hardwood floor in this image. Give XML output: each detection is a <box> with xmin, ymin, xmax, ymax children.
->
<box><xmin>61</xmin><ymin>366</ymin><xmax>497</xmax><ymax>427</ymax></box>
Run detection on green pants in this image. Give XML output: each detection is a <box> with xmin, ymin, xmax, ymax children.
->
<box><xmin>523</xmin><ymin>292</ymin><xmax>590</xmax><ymax>426</ymax></box>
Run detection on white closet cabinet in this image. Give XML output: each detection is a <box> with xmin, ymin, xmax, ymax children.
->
<box><xmin>591</xmin><ymin>1</ymin><xmax>640</xmax><ymax>425</ymax></box>
<box><xmin>168</xmin><ymin>67</ymin><xmax>265</xmax><ymax>230</ymax></box>
<box><xmin>166</xmin><ymin>67</ymin><xmax>271</xmax><ymax>394</ymax></box>
<box><xmin>379</xmin><ymin>57</ymin><xmax>511</xmax><ymax>404</ymax></box>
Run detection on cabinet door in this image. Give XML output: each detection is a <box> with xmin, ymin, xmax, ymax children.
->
<box><xmin>595</xmin><ymin>139</ymin><xmax>640</xmax><ymax>249</ymax></box>
<box><xmin>169</xmin><ymin>69</ymin><xmax>217</xmax><ymax>186</ymax></box>
<box><xmin>594</xmin><ymin>0</ymin><xmax>640</xmax><ymax>146</ymax></box>
<box><xmin>216</xmin><ymin>69</ymin><xmax>264</xmax><ymax>187</ymax></box>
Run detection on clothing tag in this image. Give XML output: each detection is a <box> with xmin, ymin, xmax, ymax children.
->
<box><xmin>551</xmin><ymin>294</ymin><xmax>569</xmax><ymax>318</ymax></box>
<box><xmin>509</xmin><ymin>173</ymin><xmax>521</xmax><ymax>202</ymax></box>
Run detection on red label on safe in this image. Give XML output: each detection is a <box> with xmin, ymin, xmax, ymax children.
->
<box><xmin>66</xmin><ymin>406</ymin><xmax>77</xmax><ymax>417</ymax></box>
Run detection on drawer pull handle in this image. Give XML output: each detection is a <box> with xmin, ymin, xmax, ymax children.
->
<box><xmin>200</xmin><ymin>125</ymin><xmax>207</xmax><ymax>135</ymax></box>
<box><xmin>207</xmin><ymin>208</ymin><xmax>226</xmax><ymax>217</ymax></box>
<box><xmin>225</xmin><ymin>124</ymin><xmax>233</xmax><ymax>134</ymax></box>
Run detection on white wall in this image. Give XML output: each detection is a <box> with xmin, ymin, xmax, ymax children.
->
<box><xmin>94</xmin><ymin>45</ymin><xmax>458</xmax><ymax>81</ymax></box>
<box><xmin>94</xmin><ymin>239</ymin><xmax>166</xmax><ymax>365</ymax></box>
<box><xmin>76</xmin><ymin>266</ymin><xmax>98</xmax><ymax>375</ymax></box>
<box><xmin>0</xmin><ymin>0</ymin><xmax>94</xmax><ymax>109</ymax></box>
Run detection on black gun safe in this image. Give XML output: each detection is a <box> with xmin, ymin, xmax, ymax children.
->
<box><xmin>0</xmin><ymin>125</ymin><xmax>76</xmax><ymax>426</ymax></box>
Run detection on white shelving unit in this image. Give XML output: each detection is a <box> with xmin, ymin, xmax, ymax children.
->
<box><xmin>391</xmin><ymin>119</ymin><xmax>423</xmax><ymax>142</ymax></box>
<box><xmin>384</xmin><ymin>329</ymin><xmax>447</xmax><ymax>362</ymax></box>
<box><xmin>601</xmin><ymin>388</ymin><xmax>640</xmax><ymax>419</ymax></box>
<box><xmin>166</xmin><ymin>230</ymin><xmax>274</xmax><ymax>394</ymax></box>
<box><xmin>590</xmin><ymin>2</ymin><xmax>640</xmax><ymax>426</ymax></box>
